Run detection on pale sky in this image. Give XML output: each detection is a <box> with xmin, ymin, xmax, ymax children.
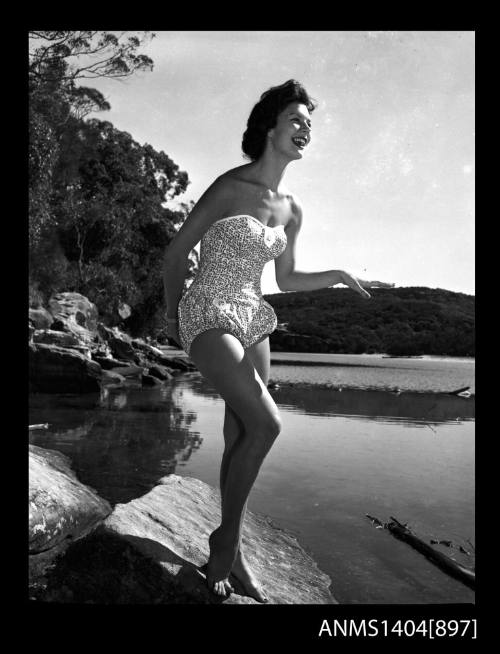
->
<box><xmin>88</xmin><ymin>31</ymin><xmax>475</xmax><ymax>296</ymax></box>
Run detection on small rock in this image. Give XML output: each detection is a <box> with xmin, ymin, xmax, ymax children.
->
<box><xmin>148</xmin><ymin>364</ymin><xmax>173</xmax><ymax>381</ymax></box>
<box><xmin>101</xmin><ymin>370</ymin><xmax>126</xmax><ymax>385</ymax></box>
<box><xmin>110</xmin><ymin>365</ymin><xmax>144</xmax><ymax>379</ymax></box>
<box><xmin>142</xmin><ymin>374</ymin><xmax>163</xmax><ymax>386</ymax></box>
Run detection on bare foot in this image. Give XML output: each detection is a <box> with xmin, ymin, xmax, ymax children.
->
<box><xmin>204</xmin><ymin>528</ymin><xmax>237</xmax><ymax>598</ymax></box>
<box><xmin>231</xmin><ymin>550</ymin><xmax>269</xmax><ymax>603</ymax></box>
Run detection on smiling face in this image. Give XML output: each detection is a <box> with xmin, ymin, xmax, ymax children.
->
<box><xmin>267</xmin><ymin>101</ymin><xmax>312</xmax><ymax>161</ymax></box>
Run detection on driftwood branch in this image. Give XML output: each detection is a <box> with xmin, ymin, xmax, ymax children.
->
<box><xmin>366</xmin><ymin>514</ymin><xmax>475</xmax><ymax>590</ymax></box>
<box><xmin>448</xmin><ymin>386</ymin><xmax>471</xmax><ymax>397</ymax></box>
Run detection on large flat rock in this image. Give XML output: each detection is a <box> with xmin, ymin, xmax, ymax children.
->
<box><xmin>29</xmin><ymin>445</ymin><xmax>112</xmax><ymax>591</ymax></box>
<box><xmin>29</xmin><ymin>445</ymin><xmax>112</xmax><ymax>554</ymax></box>
<box><xmin>99</xmin><ymin>475</ymin><xmax>336</xmax><ymax>604</ymax></box>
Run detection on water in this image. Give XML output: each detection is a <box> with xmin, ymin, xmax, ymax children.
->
<box><xmin>269</xmin><ymin>352</ymin><xmax>475</xmax><ymax>394</ymax></box>
<box><xmin>29</xmin><ymin>354</ymin><xmax>475</xmax><ymax>604</ymax></box>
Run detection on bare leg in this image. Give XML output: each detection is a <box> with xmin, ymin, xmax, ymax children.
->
<box><xmin>189</xmin><ymin>330</ymin><xmax>281</xmax><ymax>598</ymax></box>
<box><xmin>220</xmin><ymin>336</ymin><xmax>271</xmax><ymax>602</ymax></box>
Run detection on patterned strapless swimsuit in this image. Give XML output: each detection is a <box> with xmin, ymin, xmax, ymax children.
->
<box><xmin>178</xmin><ymin>214</ymin><xmax>288</xmax><ymax>357</ymax></box>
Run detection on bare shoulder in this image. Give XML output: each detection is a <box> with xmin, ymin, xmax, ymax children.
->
<box><xmin>219</xmin><ymin>164</ymin><xmax>254</xmax><ymax>185</ymax></box>
<box><xmin>283</xmin><ymin>192</ymin><xmax>303</xmax><ymax>231</ymax></box>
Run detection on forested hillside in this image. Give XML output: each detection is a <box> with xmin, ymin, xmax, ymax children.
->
<box><xmin>266</xmin><ymin>286</ymin><xmax>474</xmax><ymax>356</ymax></box>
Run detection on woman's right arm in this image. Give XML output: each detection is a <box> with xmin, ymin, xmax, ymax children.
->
<box><xmin>162</xmin><ymin>176</ymin><xmax>230</xmax><ymax>321</ymax></box>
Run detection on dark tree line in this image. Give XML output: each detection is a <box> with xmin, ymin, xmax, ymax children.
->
<box><xmin>29</xmin><ymin>31</ymin><xmax>196</xmax><ymax>337</ymax></box>
<box><xmin>267</xmin><ymin>286</ymin><xmax>475</xmax><ymax>357</ymax></box>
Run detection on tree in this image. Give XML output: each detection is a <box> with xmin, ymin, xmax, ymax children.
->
<box><xmin>28</xmin><ymin>31</ymin><xmax>198</xmax><ymax>336</ymax></box>
<box><xmin>29</xmin><ymin>31</ymin><xmax>155</xmax><ymax>81</ymax></box>
<box><xmin>29</xmin><ymin>31</ymin><xmax>155</xmax><ymax>248</ymax></box>
<box><xmin>50</xmin><ymin>118</ymin><xmax>190</xmax><ymax>334</ymax></box>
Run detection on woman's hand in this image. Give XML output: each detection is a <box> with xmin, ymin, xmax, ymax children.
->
<box><xmin>166</xmin><ymin>319</ymin><xmax>182</xmax><ymax>348</ymax></box>
<box><xmin>340</xmin><ymin>272</ymin><xmax>395</xmax><ymax>299</ymax></box>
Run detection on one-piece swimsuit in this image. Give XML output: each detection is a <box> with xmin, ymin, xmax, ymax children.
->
<box><xmin>178</xmin><ymin>214</ymin><xmax>287</xmax><ymax>356</ymax></box>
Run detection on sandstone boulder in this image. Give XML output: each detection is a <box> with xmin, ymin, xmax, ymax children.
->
<box><xmin>48</xmin><ymin>293</ymin><xmax>99</xmax><ymax>344</ymax></box>
<box><xmin>29</xmin><ymin>343</ymin><xmax>102</xmax><ymax>393</ymax></box>
<box><xmin>33</xmin><ymin>329</ymin><xmax>81</xmax><ymax>349</ymax></box>
<box><xmin>29</xmin><ymin>445</ymin><xmax>112</xmax><ymax>587</ymax></box>
<box><xmin>97</xmin><ymin>324</ymin><xmax>136</xmax><ymax>361</ymax></box>
<box><xmin>29</xmin><ymin>307</ymin><xmax>54</xmax><ymax>330</ymax></box>
<box><xmin>147</xmin><ymin>364</ymin><xmax>173</xmax><ymax>381</ymax></box>
<box><xmin>37</xmin><ymin>476</ymin><xmax>336</xmax><ymax>604</ymax></box>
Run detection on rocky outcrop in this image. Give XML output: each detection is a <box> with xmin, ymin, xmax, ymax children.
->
<box><xmin>98</xmin><ymin>324</ymin><xmax>137</xmax><ymax>361</ymax></box>
<box><xmin>48</xmin><ymin>292</ymin><xmax>99</xmax><ymax>344</ymax></box>
<box><xmin>29</xmin><ymin>445</ymin><xmax>112</xmax><ymax>589</ymax></box>
<box><xmin>35</xmin><ymin>475</ymin><xmax>336</xmax><ymax>604</ymax></box>
<box><xmin>29</xmin><ymin>343</ymin><xmax>102</xmax><ymax>393</ymax></box>
<box><xmin>29</xmin><ymin>292</ymin><xmax>196</xmax><ymax>393</ymax></box>
<box><xmin>33</xmin><ymin>329</ymin><xmax>82</xmax><ymax>349</ymax></box>
<box><xmin>91</xmin><ymin>354</ymin><xmax>130</xmax><ymax>370</ymax></box>
<box><xmin>29</xmin><ymin>307</ymin><xmax>54</xmax><ymax>330</ymax></box>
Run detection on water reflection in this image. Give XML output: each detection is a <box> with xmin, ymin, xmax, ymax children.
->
<box><xmin>271</xmin><ymin>386</ymin><xmax>475</xmax><ymax>426</ymax></box>
<box><xmin>29</xmin><ymin>381</ymin><xmax>204</xmax><ymax>505</ymax></box>
<box><xmin>30</xmin><ymin>376</ymin><xmax>474</xmax><ymax>508</ymax></box>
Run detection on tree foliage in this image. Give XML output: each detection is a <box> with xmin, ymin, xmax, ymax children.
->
<box><xmin>267</xmin><ymin>287</ymin><xmax>475</xmax><ymax>356</ymax></box>
<box><xmin>29</xmin><ymin>31</ymin><xmax>194</xmax><ymax>337</ymax></box>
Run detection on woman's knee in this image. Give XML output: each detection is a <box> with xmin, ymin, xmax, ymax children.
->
<box><xmin>245</xmin><ymin>410</ymin><xmax>282</xmax><ymax>447</ymax></box>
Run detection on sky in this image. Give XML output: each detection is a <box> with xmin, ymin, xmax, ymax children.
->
<box><xmin>87</xmin><ymin>31</ymin><xmax>475</xmax><ymax>296</ymax></box>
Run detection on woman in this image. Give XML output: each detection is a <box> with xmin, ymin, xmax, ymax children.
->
<box><xmin>163</xmin><ymin>80</ymin><xmax>393</xmax><ymax>602</ymax></box>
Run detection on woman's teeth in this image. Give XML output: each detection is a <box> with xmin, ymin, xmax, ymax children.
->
<box><xmin>292</xmin><ymin>137</ymin><xmax>307</xmax><ymax>148</ymax></box>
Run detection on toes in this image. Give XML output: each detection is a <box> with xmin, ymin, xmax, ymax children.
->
<box><xmin>214</xmin><ymin>581</ymin><xmax>227</xmax><ymax>597</ymax></box>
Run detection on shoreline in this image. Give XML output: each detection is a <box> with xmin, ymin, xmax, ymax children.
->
<box><xmin>159</xmin><ymin>346</ymin><xmax>474</xmax><ymax>363</ymax></box>
<box><xmin>267</xmin><ymin>379</ymin><xmax>475</xmax><ymax>398</ymax></box>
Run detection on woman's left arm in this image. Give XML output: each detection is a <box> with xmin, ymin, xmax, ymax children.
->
<box><xmin>275</xmin><ymin>204</ymin><xmax>394</xmax><ymax>299</ymax></box>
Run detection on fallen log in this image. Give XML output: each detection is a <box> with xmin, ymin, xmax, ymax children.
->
<box><xmin>387</xmin><ymin>516</ymin><xmax>475</xmax><ymax>590</ymax></box>
<box><xmin>448</xmin><ymin>386</ymin><xmax>471</xmax><ymax>396</ymax></box>
<box><xmin>366</xmin><ymin>514</ymin><xmax>475</xmax><ymax>590</ymax></box>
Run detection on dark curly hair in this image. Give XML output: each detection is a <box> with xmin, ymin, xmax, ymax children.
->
<box><xmin>242</xmin><ymin>80</ymin><xmax>317</xmax><ymax>161</ymax></box>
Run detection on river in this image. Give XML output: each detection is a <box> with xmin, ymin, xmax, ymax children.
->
<box><xmin>29</xmin><ymin>353</ymin><xmax>475</xmax><ymax>604</ymax></box>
